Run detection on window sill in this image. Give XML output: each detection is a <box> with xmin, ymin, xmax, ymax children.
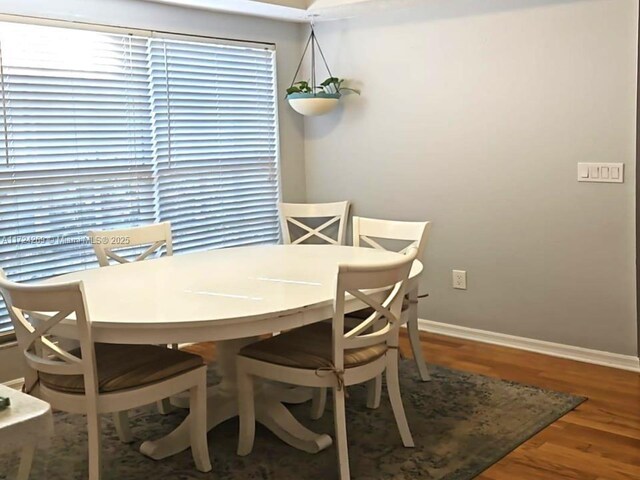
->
<box><xmin>0</xmin><ymin>338</ymin><xmax>17</xmax><ymax>350</ymax></box>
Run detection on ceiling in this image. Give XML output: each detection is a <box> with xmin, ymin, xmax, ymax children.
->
<box><xmin>141</xmin><ymin>0</ymin><xmax>384</xmax><ymax>22</ymax></box>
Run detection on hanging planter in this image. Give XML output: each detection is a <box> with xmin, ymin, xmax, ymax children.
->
<box><xmin>287</xmin><ymin>91</ymin><xmax>341</xmax><ymax>117</ymax></box>
<box><xmin>286</xmin><ymin>26</ymin><xmax>359</xmax><ymax>117</ymax></box>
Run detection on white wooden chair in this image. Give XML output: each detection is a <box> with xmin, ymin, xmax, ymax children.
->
<box><xmin>87</xmin><ymin>222</ymin><xmax>173</xmax><ymax>267</ymax></box>
<box><xmin>87</xmin><ymin>222</ymin><xmax>176</xmax><ymax>435</ymax></box>
<box><xmin>351</xmin><ymin>216</ymin><xmax>432</xmax><ymax>409</ymax></box>
<box><xmin>0</xmin><ymin>270</ymin><xmax>211</xmax><ymax>480</ymax></box>
<box><xmin>353</xmin><ymin>217</ymin><xmax>431</xmax><ymax>376</ymax></box>
<box><xmin>279</xmin><ymin>201</ymin><xmax>350</xmax><ymax>245</ymax></box>
<box><xmin>236</xmin><ymin>250</ymin><xmax>417</xmax><ymax>480</ymax></box>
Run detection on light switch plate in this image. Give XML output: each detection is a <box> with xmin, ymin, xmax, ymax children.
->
<box><xmin>578</xmin><ymin>163</ymin><xmax>624</xmax><ymax>183</ymax></box>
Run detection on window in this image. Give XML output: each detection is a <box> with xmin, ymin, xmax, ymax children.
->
<box><xmin>0</xmin><ymin>20</ymin><xmax>280</xmax><ymax>338</ymax></box>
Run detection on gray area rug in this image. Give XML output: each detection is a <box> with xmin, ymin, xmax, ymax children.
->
<box><xmin>0</xmin><ymin>362</ymin><xmax>585</xmax><ymax>480</ymax></box>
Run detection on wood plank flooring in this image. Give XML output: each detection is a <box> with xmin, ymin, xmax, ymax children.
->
<box><xmin>184</xmin><ymin>331</ymin><xmax>640</xmax><ymax>479</ymax></box>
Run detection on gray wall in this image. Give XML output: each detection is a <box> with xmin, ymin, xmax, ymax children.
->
<box><xmin>304</xmin><ymin>0</ymin><xmax>639</xmax><ymax>356</ymax></box>
<box><xmin>0</xmin><ymin>0</ymin><xmax>306</xmax><ymax>382</ymax></box>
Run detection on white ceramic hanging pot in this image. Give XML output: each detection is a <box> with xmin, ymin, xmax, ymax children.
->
<box><xmin>287</xmin><ymin>92</ymin><xmax>341</xmax><ymax>116</ymax></box>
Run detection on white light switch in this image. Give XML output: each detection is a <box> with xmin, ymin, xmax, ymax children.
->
<box><xmin>578</xmin><ymin>164</ymin><xmax>590</xmax><ymax>178</ymax></box>
<box><xmin>578</xmin><ymin>163</ymin><xmax>624</xmax><ymax>183</ymax></box>
<box><xmin>611</xmin><ymin>167</ymin><xmax>620</xmax><ymax>180</ymax></box>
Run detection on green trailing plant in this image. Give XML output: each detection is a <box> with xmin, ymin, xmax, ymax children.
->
<box><xmin>286</xmin><ymin>77</ymin><xmax>360</xmax><ymax>96</ymax></box>
<box><xmin>286</xmin><ymin>80</ymin><xmax>313</xmax><ymax>95</ymax></box>
<box><xmin>319</xmin><ymin>77</ymin><xmax>360</xmax><ymax>96</ymax></box>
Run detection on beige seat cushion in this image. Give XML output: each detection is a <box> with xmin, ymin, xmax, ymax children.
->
<box><xmin>347</xmin><ymin>296</ymin><xmax>412</xmax><ymax>320</ymax></box>
<box><xmin>39</xmin><ymin>344</ymin><xmax>204</xmax><ymax>394</ymax></box>
<box><xmin>239</xmin><ymin>322</ymin><xmax>387</xmax><ymax>370</ymax></box>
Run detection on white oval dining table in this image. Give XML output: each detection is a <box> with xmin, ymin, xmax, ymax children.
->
<box><xmin>44</xmin><ymin>244</ymin><xmax>423</xmax><ymax>462</ymax></box>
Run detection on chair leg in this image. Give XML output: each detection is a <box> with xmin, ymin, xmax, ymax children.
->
<box><xmin>386</xmin><ymin>350</ymin><xmax>414</xmax><ymax>448</ymax></box>
<box><xmin>332</xmin><ymin>386</ymin><xmax>350</xmax><ymax>480</ymax></box>
<box><xmin>156</xmin><ymin>344</ymin><xmax>178</xmax><ymax>414</ymax></box>
<box><xmin>189</xmin><ymin>374</ymin><xmax>212</xmax><ymax>472</ymax></box>
<box><xmin>407</xmin><ymin>317</ymin><xmax>430</xmax><ymax>381</ymax></box>
<box><xmin>310</xmin><ymin>387</ymin><xmax>327</xmax><ymax>420</ymax></box>
<box><xmin>87</xmin><ymin>412</ymin><xmax>102</xmax><ymax>480</ymax></box>
<box><xmin>365</xmin><ymin>375</ymin><xmax>382</xmax><ymax>409</ymax></box>
<box><xmin>17</xmin><ymin>445</ymin><xmax>35</xmax><ymax>480</ymax></box>
<box><xmin>156</xmin><ymin>398</ymin><xmax>173</xmax><ymax>415</ymax></box>
<box><xmin>237</xmin><ymin>364</ymin><xmax>256</xmax><ymax>456</ymax></box>
<box><xmin>366</xmin><ymin>315</ymin><xmax>386</xmax><ymax>409</ymax></box>
<box><xmin>406</xmin><ymin>288</ymin><xmax>430</xmax><ymax>381</ymax></box>
<box><xmin>112</xmin><ymin>411</ymin><xmax>133</xmax><ymax>443</ymax></box>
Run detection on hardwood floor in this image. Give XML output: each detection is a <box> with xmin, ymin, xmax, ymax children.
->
<box><xmin>412</xmin><ymin>332</ymin><xmax>640</xmax><ymax>480</ymax></box>
<box><xmin>184</xmin><ymin>331</ymin><xmax>640</xmax><ymax>479</ymax></box>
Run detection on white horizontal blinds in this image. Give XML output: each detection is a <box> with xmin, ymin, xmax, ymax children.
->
<box><xmin>0</xmin><ymin>22</ymin><xmax>280</xmax><ymax>338</ymax></box>
<box><xmin>0</xmin><ymin>22</ymin><xmax>155</xmax><ymax>334</ymax></box>
<box><xmin>148</xmin><ymin>38</ymin><xmax>280</xmax><ymax>253</ymax></box>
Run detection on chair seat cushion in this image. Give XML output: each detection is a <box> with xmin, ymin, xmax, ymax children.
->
<box><xmin>239</xmin><ymin>322</ymin><xmax>387</xmax><ymax>370</ymax></box>
<box><xmin>347</xmin><ymin>296</ymin><xmax>412</xmax><ymax>320</ymax></box>
<box><xmin>39</xmin><ymin>344</ymin><xmax>204</xmax><ymax>394</ymax></box>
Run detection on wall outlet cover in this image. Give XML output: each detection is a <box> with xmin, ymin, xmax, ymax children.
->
<box><xmin>453</xmin><ymin>270</ymin><xmax>467</xmax><ymax>290</ymax></box>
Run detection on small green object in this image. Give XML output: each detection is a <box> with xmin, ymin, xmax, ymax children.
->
<box><xmin>0</xmin><ymin>396</ymin><xmax>10</xmax><ymax>411</ymax></box>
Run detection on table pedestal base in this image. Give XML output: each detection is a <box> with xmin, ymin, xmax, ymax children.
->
<box><xmin>140</xmin><ymin>338</ymin><xmax>331</xmax><ymax>461</ymax></box>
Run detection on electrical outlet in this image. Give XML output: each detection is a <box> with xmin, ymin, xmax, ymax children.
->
<box><xmin>453</xmin><ymin>270</ymin><xmax>467</xmax><ymax>290</ymax></box>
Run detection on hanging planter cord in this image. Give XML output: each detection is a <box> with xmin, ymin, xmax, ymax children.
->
<box><xmin>287</xmin><ymin>24</ymin><xmax>334</xmax><ymax>98</ymax></box>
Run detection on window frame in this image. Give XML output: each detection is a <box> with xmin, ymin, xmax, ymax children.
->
<box><xmin>0</xmin><ymin>13</ymin><xmax>283</xmax><ymax>342</ymax></box>
<box><xmin>0</xmin><ymin>14</ymin><xmax>276</xmax><ymax>51</ymax></box>
<box><xmin>0</xmin><ymin>331</ymin><xmax>15</xmax><ymax>344</ymax></box>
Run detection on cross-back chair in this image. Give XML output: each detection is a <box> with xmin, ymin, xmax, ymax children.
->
<box><xmin>0</xmin><ymin>270</ymin><xmax>211</xmax><ymax>479</ymax></box>
<box><xmin>353</xmin><ymin>216</ymin><xmax>430</xmax><ymax>258</ymax></box>
<box><xmin>351</xmin><ymin>216</ymin><xmax>432</xmax><ymax>409</ymax></box>
<box><xmin>87</xmin><ymin>222</ymin><xmax>173</xmax><ymax>267</ymax></box>
<box><xmin>279</xmin><ymin>201</ymin><xmax>350</xmax><ymax>245</ymax></box>
<box><xmin>236</xmin><ymin>250</ymin><xmax>417</xmax><ymax>480</ymax></box>
<box><xmin>88</xmin><ymin>222</ymin><xmax>176</xmax><ymax>434</ymax></box>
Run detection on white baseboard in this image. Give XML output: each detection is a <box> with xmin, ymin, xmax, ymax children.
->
<box><xmin>419</xmin><ymin>319</ymin><xmax>640</xmax><ymax>373</ymax></box>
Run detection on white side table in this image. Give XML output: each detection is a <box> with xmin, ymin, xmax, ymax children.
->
<box><xmin>0</xmin><ymin>384</ymin><xmax>54</xmax><ymax>480</ymax></box>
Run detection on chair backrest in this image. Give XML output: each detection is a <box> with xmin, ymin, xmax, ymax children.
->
<box><xmin>279</xmin><ymin>201</ymin><xmax>350</xmax><ymax>245</ymax></box>
<box><xmin>352</xmin><ymin>216</ymin><xmax>431</xmax><ymax>258</ymax></box>
<box><xmin>87</xmin><ymin>222</ymin><xmax>173</xmax><ymax>267</ymax></box>
<box><xmin>0</xmin><ymin>270</ymin><xmax>98</xmax><ymax>397</ymax></box>
<box><xmin>331</xmin><ymin>248</ymin><xmax>417</xmax><ymax>370</ymax></box>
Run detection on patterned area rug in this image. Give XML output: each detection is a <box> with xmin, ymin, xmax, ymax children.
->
<box><xmin>0</xmin><ymin>362</ymin><xmax>584</xmax><ymax>480</ymax></box>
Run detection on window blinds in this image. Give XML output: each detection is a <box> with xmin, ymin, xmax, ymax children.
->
<box><xmin>0</xmin><ymin>21</ymin><xmax>280</xmax><ymax>337</ymax></box>
<box><xmin>148</xmin><ymin>38</ymin><xmax>280</xmax><ymax>253</ymax></box>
